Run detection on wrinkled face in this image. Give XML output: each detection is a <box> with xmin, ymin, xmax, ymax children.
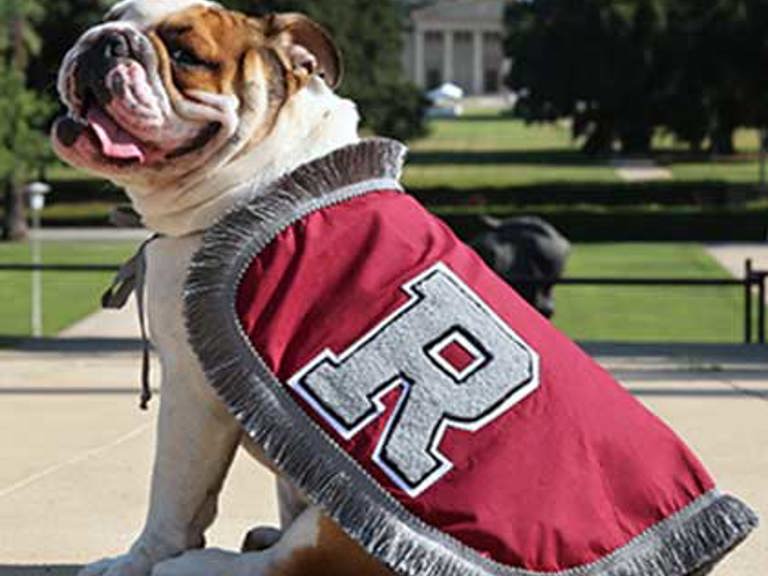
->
<box><xmin>52</xmin><ymin>0</ymin><xmax>340</xmax><ymax>188</ymax></box>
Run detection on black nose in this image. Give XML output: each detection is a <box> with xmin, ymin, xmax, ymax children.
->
<box><xmin>75</xmin><ymin>31</ymin><xmax>134</xmax><ymax>106</ymax></box>
<box><xmin>99</xmin><ymin>32</ymin><xmax>131</xmax><ymax>61</ymax></box>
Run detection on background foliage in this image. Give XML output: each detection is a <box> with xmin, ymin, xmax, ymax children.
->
<box><xmin>0</xmin><ymin>0</ymin><xmax>55</xmax><ymax>239</ymax></box>
<box><xmin>505</xmin><ymin>0</ymin><xmax>768</xmax><ymax>155</ymax></box>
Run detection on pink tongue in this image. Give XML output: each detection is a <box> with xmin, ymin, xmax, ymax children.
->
<box><xmin>87</xmin><ymin>107</ymin><xmax>146</xmax><ymax>163</ymax></box>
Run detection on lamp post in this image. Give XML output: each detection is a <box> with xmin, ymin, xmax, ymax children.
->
<box><xmin>25</xmin><ymin>181</ymin><xmax>51</xmax><ymax>338</ymax></box>
<box><xmin>760</xmin><ymin>129</ymin><xmax>768</xmax><ymax>193</ymax></box>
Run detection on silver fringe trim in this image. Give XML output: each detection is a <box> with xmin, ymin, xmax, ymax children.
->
<box><xmin>183</xmin><ymin>138</ymin><xmax>758</xmax><ymax>575</ymax></box>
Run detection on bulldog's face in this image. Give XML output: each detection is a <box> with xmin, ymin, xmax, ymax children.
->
<box><xmin>52</xmin><ymin>0</ymin><xmax>341</xmax><ymax>188</ymax></box>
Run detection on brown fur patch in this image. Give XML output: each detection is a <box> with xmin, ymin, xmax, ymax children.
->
<box><xmin>269</xmin><ymin>516</ymin><xmax>394</xmax><ymax>576</ymax></box>
<box><xmin>148</xmin><ymin>6</ymin><xmax>336</xmax><ymax>99</ymax></box>
<box><xmin>145</xmin><ymin>5</ymin><xmax>343</xmax><ymax>156</ymax></box>
<box><xmin>152</xmin><ymin>6</ymin><xmax>268</xmax><ymax>95</ymax></box>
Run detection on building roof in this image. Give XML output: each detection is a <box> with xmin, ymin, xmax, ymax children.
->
<box><xmin>409</xmin><ymin>0</ymin><xmax>508</xmax><ymax>27</ymax></box>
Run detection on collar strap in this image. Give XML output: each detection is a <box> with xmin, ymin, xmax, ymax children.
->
<box><xmin>103</xmin><ymin>138</ymin><xmax>407</xmax><ymax>411</ymax></box>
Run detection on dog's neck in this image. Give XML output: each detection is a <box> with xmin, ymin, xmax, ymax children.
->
<box><xmin>125</xmin><ymin>80</ymin><xmax>361</xmax><ymax>237</ymax></box>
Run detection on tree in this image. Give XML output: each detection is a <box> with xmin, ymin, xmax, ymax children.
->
<box><xmin>0</xmin><ymin>0</ymin><xmax>43</xmax><ymax>69</ymax></box>
<box><xmin>26</xmin><ymin>0</ymin><xmax>112</xmax><ymax>99</ymax></box>
<box><xmin>228</xmin><ymin>0</ymin><xmax>428</xmax><ymax>141</ymax></box>
<box><xmin>506</xmin><ymin>0</ymin><xmax>668</xmax><ymax>155</ymax></box>
<box><xmin>506</xmin><ymin>0</ymin><xmax>768</xmax><ymax>156</ymax></box>
<box><xmin>662</xmin><ymin>0</ymin><xmax>768</xmax><ymax>154</ymax></box>
<box><xmin>0</xmin><ymin>0</ymin><xmax>53</xmax><ymax>241</ymax></box>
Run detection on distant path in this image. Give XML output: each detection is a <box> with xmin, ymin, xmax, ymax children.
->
<box><xmin>31</xmin><ymin>228</ymin><xmax>150</xmax><ymax>242</ymax></box>
<box><xmin>58</xmin><ymin>297</ymin><xmax>140</xmax><ymax>340</ymax></box>
<box><xmin>707</xmin><ymin>243</ymin><xmax>768</xmax><ymax>304</ymax></box>
<box><xmin>611</xmin><ymin>158</ymin><xmax>673</xmax><ymax>182</ymax></box>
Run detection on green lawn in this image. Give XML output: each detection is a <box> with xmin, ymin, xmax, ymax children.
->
<box><xmin>404</xmin><ymin>115</ymin><xmax>619</xmax><ymax>188</ymax></box>
<box><xmin>553</xmin><ymin>243</ymin><xmax>744</xmax><ymax>343</ymax></box>
<box><xmin>0</xmin><ymin>241</ymin><xmax>136</xmax><ymax>337</ymax></box>
<box><xmin>403</xmin><ymin>112</ymin><xmax>766</xmax><ymax>190</ymax></box>
<box><xmin>668</xmin><ymin>159</ymin><xmax>762</xmax><ymax>184</ymax></box>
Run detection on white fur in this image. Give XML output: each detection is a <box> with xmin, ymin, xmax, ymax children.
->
<box><xmin>55</xmin><ymin>16</ymin><xmax>245</xmax><ymax>188</ymax></box>
<box><xmin>151</xmin><ymin>508</ymin><xmax>323</xmax><ymax>576</ymax></box>
<box><xmin>128</xmin><ymin>78</ymin><xmax>360</xmax><ymax>236</ymax></box>
<box><xmin>106</xmin><ymin>0</ymin><xmax>221</xmax><ymax>28</ymax></box>
<box><xmin>74</xmin><ymin>11</ymin><xmax>361</xmax><ymax>576</ymax></box>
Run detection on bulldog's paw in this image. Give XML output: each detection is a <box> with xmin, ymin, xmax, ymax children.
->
<box><xmin>241</xmin><ymin>526</ymin><xmax>283</xmax><ymax>552</ymax></box>
<box><xmin>152</xmin><ymin>549</ymin><xmax>263</xmax><ymax>576</ymax></box>
<box><xmin>77</xmin><ymin>553</ymin><xmax>153</xmax><ymax>576</ymax></box>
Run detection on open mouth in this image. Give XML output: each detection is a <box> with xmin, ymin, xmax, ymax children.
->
<box><xmin>55</xmin><ymin>93</ymin><xmax>222</xmax><ymax>168</ymax></box>
<box><xmin>55</xmin><ymin>97</ymin><xmax>150</xmax><ymax>167</ymax></box>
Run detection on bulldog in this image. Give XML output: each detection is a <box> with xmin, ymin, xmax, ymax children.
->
<box><xmin>53</xmin><ymin>1</ymin><xmax>391</xmax><ymax>575</ymax></box>
<box><xmin>52</xmin><ymin>2</ymin><xmax>757</xmax><ymax>576</ymax></box>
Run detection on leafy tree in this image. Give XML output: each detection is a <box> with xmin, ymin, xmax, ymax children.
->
<box><xmin>661</xmin><ymin>0</ymin><xmax>768</xmax><ymax>154</ymax></box>
<box><xmin>0</xmin><ymin>0</ymin><xmax>44</xmax><ymax>68</ymax></box>
<box><xmin>505</xmin><ymin>0</ymin><xmax>768</xmax><ymax>155</ymax></box>
<box><xmin>0</xmin><ymin>0</ymin><xmax>53</xmax><ymax>241</ymax></box>
<box><xmin>506</xmin><ymin>0</ymin><xmax>668</xmax><ymax>155</ymax></box>
<box><xmin>26</xmin><ymin>0</ymin><xmax>112</xmax><ymax>100</ymax></box>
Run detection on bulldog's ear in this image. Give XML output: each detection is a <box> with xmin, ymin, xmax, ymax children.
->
<box><xmin>266</xmin><ymin>13</ymin><xmax>342</xmax><ymax>89</ymax></box>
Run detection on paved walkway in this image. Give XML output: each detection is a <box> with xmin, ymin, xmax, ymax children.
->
<box><xmin>611</xmin><ymin>158</ymin><xmax>673</xmax><ymax>182</ymax></box>
<box><xmin>30</xmin><ymin>228</ymin><xmax>150</xmax><ymax>243</ymax></box>
<box><xmin>707</xmin><ymin>243</ymin><xmax>768</xmax><ymax>278</ymax></box>
<box><xmin>2</xmin><ymin>305</ymin><xmax>766</xmax><ymax>574</ymax></box>
<box><xmin>707</xmin><ymin>243</ymin><xmax>768</xmax><ymax>308</ymax></box>
<box><xmin>58</xmin><ymin>297</ymin><xmax>141</xmax><ymax>340</ymax></box>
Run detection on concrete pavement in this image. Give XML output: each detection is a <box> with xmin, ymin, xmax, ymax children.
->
<box><xmin>611</xmin><ymin>158</ymin><xmax>673</xmax><ymax>182</ymax></box>
<box><xmin>1</xmin><ymin>302</ymin><xmax>766</xmax><ymax>574</ymax></box>
<box><xmin>29</xmin><ymin>229</ymin><xmax>150</xmax><ymax>243</ymax></box>
<box><xmin>707</xmin><ymin>243</ymin><xmax>768</xmax><ymax>293</ymax></box>
<box><xmin>0</xmin><ymin>348</ymin><xmax>279</xmax><ymax>568</ymax></box>
<box><xmin>1</xmin><ymin>304</ymin><xmax>279</xmax><ymax>572</ymax></box>
<box><xmin>58</xmin><ymin>296</ymin><xmax>141</xmax><ymax>340</ymax></box>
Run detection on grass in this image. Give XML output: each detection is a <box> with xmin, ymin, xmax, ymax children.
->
<box><xmin>404</xmin><ymin>114</ymin><xmax>619</xmax><ymax>188</ymax></box>
<box><xmin>42</xmin><ymin>202</ymin><xmax>117</xmax><ymax>220</ymax></box>
<box><xmin>0</xmin><ymin>241</ymin><xmax>136</xmax><ymax>337</ymax></box>
<box><xmin>45</xmin><ymin>163</ymin><xmax>96</xmax><ymax>182</ymax></box>
<box><xmin>668</xmin><ymin>160</ymin><xmax>762</xmax><ymax>184</ymax></box>
<box><xmin>553</xmin><ymin>243</ymin><xmax>744</xmax><ymax>343</ymax></box>
<box><xmin>403</xmin><ymin>111</ymin><xmax>766</xmax><ymax>190</ymax></box>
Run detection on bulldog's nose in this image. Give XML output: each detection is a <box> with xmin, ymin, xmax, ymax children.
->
<box><xmin>98</xmin><ymin>31</ymin><xmax>131</xmax><ymax>61</ymax></box>
<box><xmin>76</xmin><ymin>30</ymin><xmax>137</xmax><ymax>106</ymax></box>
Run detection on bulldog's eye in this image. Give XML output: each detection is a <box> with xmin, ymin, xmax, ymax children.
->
<box><xmin>171</xmin><ymin>47</ymin><xmax>206</xmax><ymax>68</ymax></box>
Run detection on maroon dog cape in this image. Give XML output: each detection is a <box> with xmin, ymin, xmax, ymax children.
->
<box><xmin>184</xmin><ymin>139</ymin><xmax>756</xmax><ymax>576</ymax></box>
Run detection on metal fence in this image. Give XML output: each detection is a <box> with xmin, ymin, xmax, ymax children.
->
<box><xmin>505</xmin><ymin>259</ymin><xmax>767</xmax><ymax>345</ymax></box>
<box><xmin>0</xmin><ymin>259</ymin><xmax>765</xmax><ymax>344</ymax></box>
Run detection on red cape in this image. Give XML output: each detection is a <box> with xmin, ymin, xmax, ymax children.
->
<box><xmin>184</xmin><ymin>139</ymin><xmax>757</xmax><ymax>576</ymax></box>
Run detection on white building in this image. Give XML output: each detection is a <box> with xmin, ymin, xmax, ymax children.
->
<box><xmin>402</xmin><ymin>0</ymin><xmax>510</xmax><ymax>95</ymax></box>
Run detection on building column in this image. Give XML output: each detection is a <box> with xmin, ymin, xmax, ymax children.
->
<box><xmin>473</xmin><ymin>30</ymin><xmax>484</xmax><ymax>95</ymax></box>
<box><xmin>414</xmin><ymin>26</ymin><xmax>425</xmax><ymax>88</ymax></box>
<box><xmin>443</xmin><ymin>30</ymin><xmax>454</xmax><ymax>85</ymax></box>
